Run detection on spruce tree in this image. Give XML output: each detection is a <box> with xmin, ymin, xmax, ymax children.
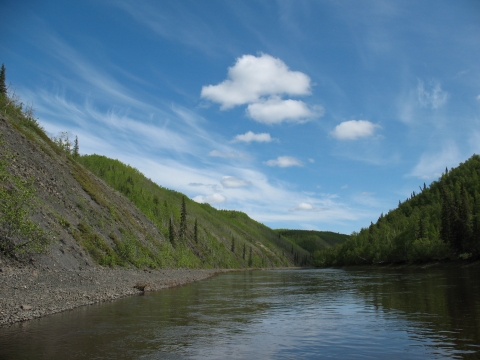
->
<box><xmin>242</xmin><ymin>243</ymin><xmax>246</xmax><ymax>260</ymax></box>
<box><xmin>180</xmin><ymin>196</ymin><xmax>187</xmax><ymax>241</ymax></box>
<box><xmin>194</xmin><ymin>218</ymin><xmax>198</xmax><ymax>243</ymax></box>
<box><xmin>248</xmin><ymin>247</ymin><xmax>253</xmax><ymax>267</ymax></box>
<box><xmin>0</xmin><ymin>64</ymin><xmax>6</xmax><ymax>96</ymax></box>
<box><xmin>231</xmin><ymin>236</ymin><xmax>235</xmax><ymax>252</ymax></box>
<box><xmin>73</xmin><ymin>136</ymin><xmax>79</xmax><ymax>157</ymax></box>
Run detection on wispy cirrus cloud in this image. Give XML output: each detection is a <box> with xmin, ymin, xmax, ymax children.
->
<box><xmin>208</xmin><ymin>150</ymin><xmax>247</xmax><ymax>159</ymax></box>
<box><xmin>264</xmin><ymin>156</ymin><xmax>303</xmax><ymax>168</ymax></box>
<box><xmin>408</xmin><ymin>144</ymin><xmax>461</xmax><ymax>180</ymax></box>
<box><xmin>417</xmin><ymin>80</ymin><xmax>448</xmax><ymax>109</ymax></box>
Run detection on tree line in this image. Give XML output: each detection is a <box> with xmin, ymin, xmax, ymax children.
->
<box><xmin>315</xmin><ymin>154</ymin><xmax>480</xmax><ymax>266</ymax></box>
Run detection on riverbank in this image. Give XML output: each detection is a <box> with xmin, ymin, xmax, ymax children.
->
<box><xmin>0</xmin><ymin>263</ymin><xmax>224</xmax><ymax>326</ymax></box>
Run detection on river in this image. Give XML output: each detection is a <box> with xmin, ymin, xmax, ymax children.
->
<box><xmin>1</xmin><ymin>266</ymin><xmax>480</xmax><ymax>359</ymax></box>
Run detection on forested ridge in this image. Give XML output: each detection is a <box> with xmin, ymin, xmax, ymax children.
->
<box><xmin>314</xmin><ymin>155</ymin><xmax>480</xmax><ymax>266</ymax></box>
<box><xmin>274</xmin><ymin>229</ymin><xmax>348</xmax><ymax>263</ymax></box>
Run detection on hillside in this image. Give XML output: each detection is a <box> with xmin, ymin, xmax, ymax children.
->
<box><xmin>0</xmin><ymin>92</ymin><xmax>309</xmax><ymax>270</ymax></box>
<box><xmin>274</xmin><ymin>229</ymin><xmax>348</xmax><ymax>253</ymax></box>
<box><xmin>315</xmin><ymin>155</ymin><xmax>480</xmax><ymax>266</ymax></box>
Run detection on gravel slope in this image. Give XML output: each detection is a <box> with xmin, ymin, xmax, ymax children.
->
<box><xmin>0</xmin><ymin>262</ymin><xmax>222</xmax><ymax>326</ymax></box>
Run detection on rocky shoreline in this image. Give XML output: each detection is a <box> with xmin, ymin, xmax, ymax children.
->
<box><xmin>0</xmin><ymin>263</ymin><xmax>223</xmax><ymax>327</ymax></box>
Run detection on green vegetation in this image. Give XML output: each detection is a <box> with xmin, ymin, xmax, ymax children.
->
<box><xmin>0</xmin><ymin>72</ymin><xmax>52</xmax><ymax>257</ymax></box>
<box><xmin>315</xmin><ymin>155</ymin><xmax>480</xmax><ymax>266</ymax></box>
<box><xmin>77</xmin><ymin>154</ymin><xmax>306</xmax><ymax>268</ymax></box>
<box><xmin>275</xmin><ymin>229</ymin><xmax>348</xmax><ymax>253</ymax></box>
<box><xmin>0</xmin><ymin>139</ymin><xmax>51</xmax><ymax>256</ymax></box>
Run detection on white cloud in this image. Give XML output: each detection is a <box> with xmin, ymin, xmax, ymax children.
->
<box><xmin>308</xmin><ymin>158</ymin><xmax>315</xmax><ymax>163</ymax></box>
<box><xmin>221</xmin><ymin>176</ymin><xmax>252</xmax><ymax>188</ymax></box>
<box><xmin>477</xmin><ymin>95</ymin><xmax>480</xmax><ymax>101</ymax></box>
<box><xmin>200</xmin><ymin>53</ymin><xmax>311</xmax><ymax>109</ymax></box>
<box><xmin>246</xmin><ymin>96</ymin><xmax>321</xmax><ymax>124</ymax></box>
<box><xmin>193</xmin><ymin>193</ymin><xmax>227</xmax><ymax>204</ymax></box>
<box><xmin>331</xmin><ymin>120</ymin><xmax>379</xmax><ymax>140</ymax></box>
<box><xmin>289</xmin><ymin>202</ymin><xmax>314</xmax><ymax>212</ymax></box>
<box><xmin>408</xmin><ymin>144</ymin><xmax>461</xmax><ymax>179</ymax></box>
<box><xmin>417</xmin><ymin>80</ymin><xmax>448</xmax><ymax>109</ymax></box>
<box><xmin>233</xmin><ymin>131</ymin><xmax>273</xmax><ymax>143</ymax></box>
<box><xmin>264</xmin><ymin>156</ymin><xmax>303</xmax><ymax>168</ymax></box>
<box><xmin>341</xmin><ymin>184</ymin><xmax>348</xmax><ymax>189</ymax></box>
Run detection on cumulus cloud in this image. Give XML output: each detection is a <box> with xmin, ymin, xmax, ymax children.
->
<box><xmin>417</xmin><ymin>80</ymin><xmax>448</xmax><ymax>109</ymax></box>
<box><xmin>200</xmin><ymin>53</ymin><xmax>322</xmax><ymax>125</ymax></box>
<box><xmin>331</xmin><ymin>120</ymin><xmax>379</xmax><ymax>140</ymax></box>
<box><xmin>246</xmin><ymin>96</ymin><xmax>322</xmax><ymax>124</ymax></box>
<box><xmin>221</xmin><ymin>176</ymin><xmax>252</xmax><ymax>188</ymax></box>
<box><xmin>264</xmin><ymin>156</ymin><xmax>303</xmax><ymax>168</ymax></box>
<box><xmin>193</xmin><ymin>193</ymin><xmax>226</xmax><ymax>204</ymax></box>
<box><xmin>200</xmin><ymin>53</ymin><xmax>311</xmax><ymax>109</ymax></box>
<box><xmin>233</xmin><ymin>131</ymin><xmax>273</xmax><ymax>143</ymax></box>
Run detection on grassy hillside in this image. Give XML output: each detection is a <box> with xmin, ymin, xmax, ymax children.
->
<box><xmin>275</xmin><ymin>229</ymin><xmax>349</xmax><ymax>254</ymax></box>
<box><xmin>315</xmin><ymin>155</ymin><xmax>480</xmax><ymax>266</ymax></box>
<box><xmin>78</xmin><ymin>154</ymin><xmax>310</xmax><ymax>268</ymax></box>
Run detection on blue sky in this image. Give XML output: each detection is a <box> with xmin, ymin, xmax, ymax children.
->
<box><xmin>2</xmin><ymin>1</ymin><xmax>480</xmax><ymax>234</ymax></box>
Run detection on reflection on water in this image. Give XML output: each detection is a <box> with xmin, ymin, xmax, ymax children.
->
<box><xmin>1</xmin><ymin>266</ymin><xmax>480</xmax><ymax>359</ymax></box>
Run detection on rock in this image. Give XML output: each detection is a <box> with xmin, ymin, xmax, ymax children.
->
<box><xmin>20</xmin><ymin>305</ymin><xmax>32</xmax><ymax>310</ymax></box>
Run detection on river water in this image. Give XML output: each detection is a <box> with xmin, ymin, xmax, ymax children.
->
<box><xmin>1</xmin><ymin>266</ymin><xmax>480</xmax><ymax>359</ymax></box>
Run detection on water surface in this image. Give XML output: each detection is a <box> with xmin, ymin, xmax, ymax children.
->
<box><xmin>1</xmin><ymin>266</ymin><xmax>480</xmax><ymax>359</ymax></box>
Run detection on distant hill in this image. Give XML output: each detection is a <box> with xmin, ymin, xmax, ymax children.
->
<box><xmin>315</xmin><ymin>155</ymin><xmax>480</xmax><ymax>266</ymax></box>
<box><xmin>274</xmin><ymin>229</ymin><xmax>349</xmax><ymax>254</ymax></box>
<box><xmin>0</xmin><ymin>89</ymin><xmax>310</xmax><ymax>269</ymax></box>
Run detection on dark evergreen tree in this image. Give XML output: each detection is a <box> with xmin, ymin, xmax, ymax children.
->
<box><xmin>169</xmin><ymin>218</ymin><xmax>175</xmax><ymax>247</ymax></box>
<box><xmin>231</xmin><ymin>236</ymin><xmax>235</xmax><ymax>253</ymax></box>
<box><xmin>180</xmin><ymin>196</ymin><xmax>187</xmax><ymax>241</ymax></box>
<box><xmin>242</xmin><ymin>243</ymin><xmax>246</xmax><ymax>260</ymax></box>
<box><xmin>248</xmin><ymin>247</ymin><xmax>253</xmax><ymax>267</ymax></box>
<box><xmin>73</xmin><ymin>136</ymin><xmax>79</xmax><ymax>157</ymax></box>
<box><xmin>194</xmin><ymin>218</ymin><xmax>198</xmax><ymax>243</ymax></box>
<box><xmin>0</xmin><ymin>64</ymin><xmax>6</xmax><ymax>96</ymax></box>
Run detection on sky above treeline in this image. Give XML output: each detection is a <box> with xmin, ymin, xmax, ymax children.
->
<box><xmin>1</xmin><ymin>1</ymin><xmax>480</xmax><ymax>234</ymax></box>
